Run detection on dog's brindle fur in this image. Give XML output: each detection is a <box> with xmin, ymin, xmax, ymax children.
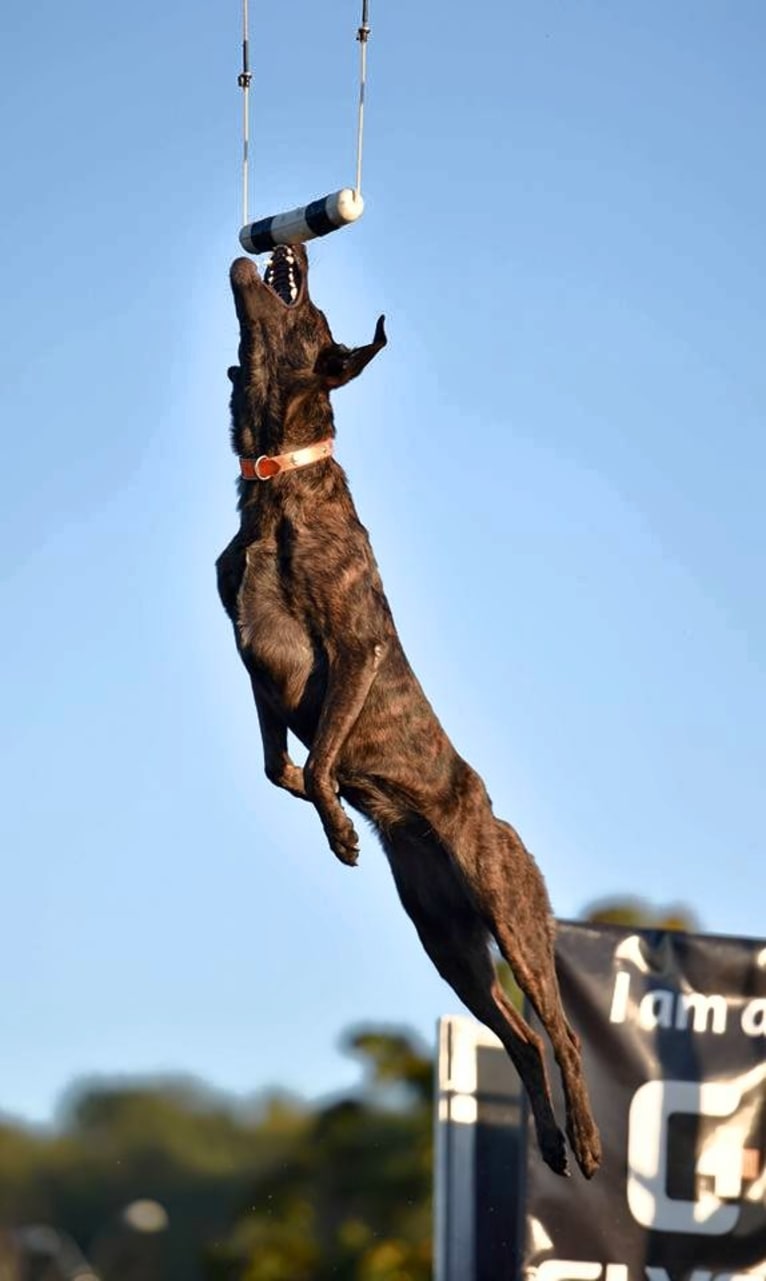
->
<box><xmin>217</xmin><ymin>247</ymin><xmax>601</xmax><ymax>1178</ymax></box>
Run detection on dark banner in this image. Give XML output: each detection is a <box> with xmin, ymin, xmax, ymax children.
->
<box><xmin>524</xmin><ymin>924</ymin><xmax>766</xmax><ymax>1281</ymax></box>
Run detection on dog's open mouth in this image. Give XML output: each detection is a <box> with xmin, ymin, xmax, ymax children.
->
<box><xmin>263</xmin><ymin>246</ymin><xmax>304</xmax><ymax>307</ymax></box>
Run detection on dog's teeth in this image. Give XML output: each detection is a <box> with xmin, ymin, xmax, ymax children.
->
<box><xmin>290</xmin><ymin>284</ymin><xmax>298</xmax><ymax>301</ymax></box>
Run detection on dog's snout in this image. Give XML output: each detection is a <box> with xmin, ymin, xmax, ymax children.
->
<box><xmin>230</xmin><ymin>257</ymin><xmax>260</xmax><ymax>288</ymax></box>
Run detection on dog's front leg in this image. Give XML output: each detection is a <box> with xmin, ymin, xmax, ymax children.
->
<box><xmin>252</xmin><ymin>681</ymin><xmax>307</xmax><ymax>801</ymax></box>
<box><xmin>304</xmin><ymin>642</ymin><xmax>387</xmax><ymax>866</ymax></box>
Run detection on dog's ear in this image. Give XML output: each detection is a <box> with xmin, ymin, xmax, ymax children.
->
<box><xmin>313</xmin><ymin>316</ymin><xmax>387</xmax><ymax>388</ymax></box>
<box><xmin>227</xmin><ymin>365</ymin><xmax>240</xmax><ymax>384</ymax></box>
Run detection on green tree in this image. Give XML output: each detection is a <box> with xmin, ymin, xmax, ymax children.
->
<box><xmin>0</xmin><ymin>1078</ymin><xmax>308</xmax><ymax>1281</ymax></box>
<box><xmin>581</xmin><ymin>896</ymin><xmax>700</xmax><ymax>932</ymax></box>
<box><xmin>215</xmin><ymin>1028</ymin><xmax>433</xmax><ymax>1281</ymax></box>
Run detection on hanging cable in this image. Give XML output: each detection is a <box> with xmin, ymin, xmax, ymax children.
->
<box><xmin>238</xmin><ymin>0</ymin><xmax>252</xmax><ymax>226</ymax></box>
<box><xmin>237</xmin><ymin>0</ymin><xmax>371</xmax><ymax>253</ymax></box>
<box><xmin>355</xmin><ymin>0</ymin><xmax>371</xmax><ymax>199</ymax></box>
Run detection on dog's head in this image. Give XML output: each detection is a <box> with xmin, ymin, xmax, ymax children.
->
<box><xmin>228</xmin><ymin>248</ymin><xmax>386</xmax><ymax>461</ymax></box>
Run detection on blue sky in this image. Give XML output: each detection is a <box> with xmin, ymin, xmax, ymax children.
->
<box><xmin>1</xmin><ymin>0</ymin><xmax>764</xmax><ymax>1125</ymax></box>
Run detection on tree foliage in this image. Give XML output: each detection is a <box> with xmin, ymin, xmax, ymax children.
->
<box><xmin>0</xmin><ymin>1032</ymin><xmax>432</xmax><ymax>1281</ymax></box>
<box><xmin>581</xmin><ymin>896</ymin><xmax>700</xmax><ymax>933</ymax></box>
<box><xmin>209</xmin><ymin>1028</ymin><xmax>433</xmax><ymax>1281</ymax></box>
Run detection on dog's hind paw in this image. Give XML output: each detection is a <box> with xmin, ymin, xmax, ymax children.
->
<box><xmin>568</xmin><ymin>1117</ymin><xmax>602</xmax><ymax>1180</ymax></box>
<box><xmin>540</xmin><ymin>1126</ymin><xmax>569</xmax><ymax>1178</ymax></box>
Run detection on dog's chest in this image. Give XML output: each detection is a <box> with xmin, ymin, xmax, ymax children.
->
<box><xmin>236</xmin><ymin>542</ymin><xmax>316</xmax><ymax>704</ymax></box>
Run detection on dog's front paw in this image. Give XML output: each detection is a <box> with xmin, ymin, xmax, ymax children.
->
<box><xmin>281</xmin><ymin>762</ymin><xmax>309</xmax><ymax>800</ymax></box>
<box><xmin>328</xmin><ymin>813</ymin><xmax>361</xmax><ymax>867</ymax></box>
<box><xmin>304</xmin><ymin>762</ymin><xmax>360</xmax><ymax>865</ymax></box>
<box><xmin>266</xmin><ymin>761</ymin><xmax>309</xmax><ymax>800</ymax></box>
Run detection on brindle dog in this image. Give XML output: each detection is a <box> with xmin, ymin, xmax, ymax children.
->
<box><xmin>216</xmin><ymin>246</ymin><xmax>601</xmax><ymax>1178</ymax></box>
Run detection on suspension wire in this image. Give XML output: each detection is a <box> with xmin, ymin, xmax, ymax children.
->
<box><xmin>355</xmin><ymin>0</ymin><xmax>371</xmax><ymax>199</ymax></box>
<box><xmin>237</xmin><ymin>0</ymin><xmax>371</xmax><ymax>230</ymax></box>
<box><xmin>238</xmin><ymin>0</ymin><xmax>252</xmax><ymax>226</ymax></box>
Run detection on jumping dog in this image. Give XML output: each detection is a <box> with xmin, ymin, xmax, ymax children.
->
<box><xmin>216</xmin><ymin>246</ymin><xmax>601</xmax><ymax>1178</ymax></box>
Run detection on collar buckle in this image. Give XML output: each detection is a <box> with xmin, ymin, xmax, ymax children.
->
<box><xmin>254</xmin><ymin>454</ymin><xmax>281</xmax><ymax>480</ymax></box>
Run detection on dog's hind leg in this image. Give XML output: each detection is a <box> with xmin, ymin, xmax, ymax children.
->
<box><xmin>383</xmin><ymin>827</ymin><xmax>569</xmax><ymax>1177</ymax></box>
<box><xmin>478</xmin><ymin>819</ymin><xmax>602</xmax><ymax>1179</ymax></box>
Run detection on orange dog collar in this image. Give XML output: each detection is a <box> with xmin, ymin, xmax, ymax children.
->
<box><xmin>240</xmin><ymin>438</ymin><xmax>334</xmax><ymax>481</ymax></box>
